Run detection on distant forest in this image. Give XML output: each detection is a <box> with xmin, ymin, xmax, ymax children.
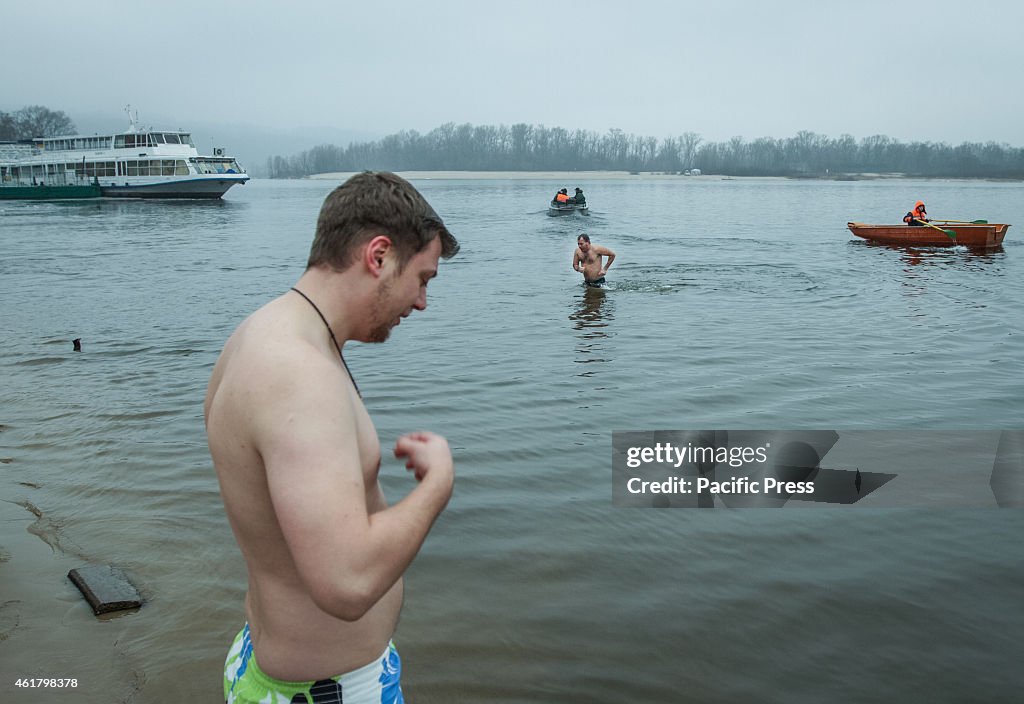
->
<box><xmin>266</xmin><ymin>123</ymin><xmax>1024</xmax><ymax>179</ymax></box>
<box><xmin>0</xmin><ymin>106</ymin><xmax>76</xmax><ymax>140</ymax></box>
<box><xmin>5</xmin><ymin>106</ymin><xmax>1023</xmax><ymax>179</ymax></box>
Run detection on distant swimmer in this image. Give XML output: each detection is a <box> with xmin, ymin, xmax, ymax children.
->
<box><xmin>573</xmin><ymin>233</ymin><xmax>615</xmax><ymax>287</ymax></box>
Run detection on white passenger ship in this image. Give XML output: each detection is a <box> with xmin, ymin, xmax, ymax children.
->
<box><xmin>0</xmin><ymin>109</ymin><xmax>248</xmax><ymax>199</ymax></box>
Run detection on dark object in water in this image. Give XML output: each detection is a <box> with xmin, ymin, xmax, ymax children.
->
<box><xmin>72</xmin><ymin>338</ymin><xmax>82</xmax><ymax>351</ymax></box>
<box><xmin>67</xmin><ymin>565</ymin><xmax>142</xmax><ymax>615</ymax></box>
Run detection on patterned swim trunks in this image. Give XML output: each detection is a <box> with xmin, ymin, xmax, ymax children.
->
<box><xmin>224</xmin><ymin>623</ymin><xmax>404</xmax><ymax>704</ymax></box>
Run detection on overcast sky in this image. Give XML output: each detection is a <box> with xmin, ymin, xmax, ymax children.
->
<box><xmin>5</xmin><ymin>0</ymin><xmax>1024</xmax><ymax>146</ymax></box>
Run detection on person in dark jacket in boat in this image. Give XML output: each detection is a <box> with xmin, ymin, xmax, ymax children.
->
<box><xmin>571</xmin><ymin>187</ymin><xmax>586</xmax><ymax>205</ymax></box>
<box><xmin>903</xmin><ymin>200</ymin><xmax>928</xmax><ymax>226</ymax></box>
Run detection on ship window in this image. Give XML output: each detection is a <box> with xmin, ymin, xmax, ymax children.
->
<box><xmin>160</xmin><ymin>159</ymin><xmax>174</xmax><ymax>175</ymax></box>
<box><xmin>164</xmin><ymin>134</ymin><xmax>181</xmax><ymax>145</ymax></box>
<box><xmin>175</xmin><ymin>160</ymin><xmax>189</xmax><ymax>175</ymax></box>
<box><xmin>127</xmin><ymin>161</ymin><xmax>139</xmax><ymax>176</ymax></box>
<box><xmin>153</xmin><ymin>133</ymin><xmax>166</xmax><ymax>144</ymax></box>
<box><xmin>180</xmin><ymin>134</ymin><xmax>194</xmax><ymax>147</ymax></box>
<box><xmin>115</xmin><ymin>135</ymin><xmax>126</xmax><ymax>148</ymax></box>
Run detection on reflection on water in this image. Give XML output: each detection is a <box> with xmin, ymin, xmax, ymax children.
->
<box><xmin>856</xmin><ymin>240</ymin><xmax>1007</xmax><ymax>270</ymax></box>
<box><xmin>569</xmin><ymin>285</ymin><xmax>614</xmax><ymax>368</ymax></box>
<box><xmin>570</xmin><ymin>285</ymin><xmax>612</xmax><ymax>329</ymax></box>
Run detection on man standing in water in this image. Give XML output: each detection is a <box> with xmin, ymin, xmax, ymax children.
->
<box><xmin>573</xmin><ymin>233</ymin><xmax>616</xmax><ymax>287</ymax></box>
<box><xmin>206</xmin><ymin>171</ymin><xmax>459</xmax><ymax>704</ymax></box>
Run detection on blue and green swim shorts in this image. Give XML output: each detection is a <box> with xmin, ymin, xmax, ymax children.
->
<box><xmin>224</xmin><ymin>623</ymin><xmax>404</xmax><ymax>704</ymax></box>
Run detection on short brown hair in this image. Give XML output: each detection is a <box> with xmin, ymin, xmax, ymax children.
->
<box><xmin>307</xmin><ymin>171</ymin><xmax>459</xmax><ymax>271</ymax></box>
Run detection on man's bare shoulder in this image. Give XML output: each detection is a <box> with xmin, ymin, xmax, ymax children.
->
<box><xmin>593</xmin><ymin>244</ymin><xmax>615</xmax><ymax>255</ymax></box>
<box><xmin>206</xmin><ymin>298</ymin><xmax>351</xmax><ymax>423</ymax></box>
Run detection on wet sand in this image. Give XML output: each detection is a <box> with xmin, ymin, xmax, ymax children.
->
<box><xmin>0</xmin><ymin>495</ymin><xmax>144</xmax><ymax>700</ymax></box>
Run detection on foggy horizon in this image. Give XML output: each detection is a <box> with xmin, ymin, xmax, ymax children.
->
<box><xmin>4</xmin><ymin>1</ymin><xmax>1024</xmax><ymax>150</ymax></box>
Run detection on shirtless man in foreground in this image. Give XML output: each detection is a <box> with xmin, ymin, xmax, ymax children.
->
<box><xmin>573</xmin><ymin>233</ymin><xmax>616</xmax><ymax>287</ymax></box>
<box><xmin>205</xmin><ymin>171</ymin><xmax>459</xmax><ymax>704</ymax></box>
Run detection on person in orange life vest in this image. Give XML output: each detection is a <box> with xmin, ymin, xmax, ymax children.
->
<box><xmin>903</xmin><ymin>201</ymin><xmax>928</xmax><ymax>226</ymax></box>
<box><xmin>553</xmin><ymin>188</ymin><xmax>570</xmax><ymax>204</ymax></box>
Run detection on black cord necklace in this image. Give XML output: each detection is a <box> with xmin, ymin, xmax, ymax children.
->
<box><xmin>290</xmin><ymin>287</ymin><xmax>361</xmax><ymax>397</ymax></box>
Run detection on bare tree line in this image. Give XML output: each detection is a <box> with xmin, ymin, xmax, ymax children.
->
<box><xmin>0</xmin><ymin>106</ymin><xmax>77</xmax><ymax>140</ymax></box>
<box><xmin>5</xmin><ymin>107</ymin><xmax>1022</xmax><ymax>179</ymax></box>
<box><xmin>266</xmin><ymin>123</ymin><xmax>1024</xmax><ymax>179</ymax></box>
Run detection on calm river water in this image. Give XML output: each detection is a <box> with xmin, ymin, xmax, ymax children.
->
<box><xmin>2</xmin><ymin>175</ymin><xmax>1022</xmax><ymax>702</ymax></box>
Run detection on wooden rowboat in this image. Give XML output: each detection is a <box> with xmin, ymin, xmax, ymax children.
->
<box><xmin>847</xmin><ymin>222</ymin><xmax>1010</xmax><ymax>248</ymax></box>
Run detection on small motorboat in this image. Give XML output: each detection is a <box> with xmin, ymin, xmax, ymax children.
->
<box><xmin>547</xmin><ymin>201</ymin><xmax>589</xmax><ymax>216</ymax></box>
<box><xmin>847</xmin><ymin>222</ymin><xmax>1010</xmax><ymax>248</ymax></box>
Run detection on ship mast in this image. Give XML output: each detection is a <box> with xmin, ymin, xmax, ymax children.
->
<box><xmin>125</xmin><ymin>104</ymin><xmax>139</xmax><ymax>134</ymax></box>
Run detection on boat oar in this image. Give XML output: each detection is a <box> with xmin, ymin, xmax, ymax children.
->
<box><xmin>915</xmin><ymin>219</ymin><xmax>957</xmax><ymax>240</ymax></box>
<box><xmin>933</xmin><ymin>218</ymin><xmax>988</xmax><ymax>224</ymax></box>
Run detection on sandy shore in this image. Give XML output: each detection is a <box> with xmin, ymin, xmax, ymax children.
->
<box><xmin>0</xmin><ymin>494</ymin><xmax>144</xmax><ymax>700</ymax></box>
<box><xmin>0</xmin><ymin>496</ymin><xmax>64</xmax><ymax>640</ymax></box>
<box><xmin>307</xmin><ymin>170</ymin><xmax>746</xmax><ymax>181</ymax></box>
